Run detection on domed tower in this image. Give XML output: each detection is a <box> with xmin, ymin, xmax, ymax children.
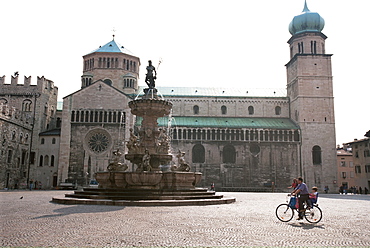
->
<box><xmin>286</xmin><ymin>1</ymin><xmax>336</xmax><ymax>191</ymax></box>
<box><xmin>81</xmin><ymin>37</ymin><xmax>140</xmax><ymax>94</ymax></box>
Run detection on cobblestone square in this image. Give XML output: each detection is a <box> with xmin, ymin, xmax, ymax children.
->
<box><xmin>1</xmin><ymin>190</ymin><xmax>369</xmax><ymax>247</ymax></box>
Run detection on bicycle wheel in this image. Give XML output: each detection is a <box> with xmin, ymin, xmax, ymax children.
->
<box><xmin>276</xmin><ymin>204</ymin><xmax>294</xmax><ymax>222</ymax></box>
<box><xmin>304</xmin><ymin>206</ymin><xmax>322</xmax><ymax>223</ymax></box>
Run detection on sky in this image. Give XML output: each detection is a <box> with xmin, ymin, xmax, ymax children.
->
<box><xmin>0</xmin><ymin>0</ymin><xmax>369</xmax><ymax>146</ymax></box>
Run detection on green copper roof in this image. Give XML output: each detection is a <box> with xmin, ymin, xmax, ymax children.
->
<box><xmin>137</xmin><ymin>86</ymin><xmax>287</xmax><ymax>98</ymax></box>
<box><xmin>136</xmin><ymin>116</ymin><xmax>299</xmax><ymax>129</ymax></box>
<box><xmin>85</xmin><ymin>39</ymin><xmax>134</xmax><ymax>56</ymax></box>
<box><xmin>289</xmin><ymin>0</ymin><xmax>325</xmax><ymax>35</ymax></box>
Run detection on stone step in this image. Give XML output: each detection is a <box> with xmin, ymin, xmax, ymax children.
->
<box><xmin>51</xmin><ymin>196</ymin><xmax>236</xmax><ymax>206</ymax></box>
<box><xmin>65</xmin><ymin>193</ymin><xmax>223</xmax><ymax>201</ymax></box>
<box><xmin>75</xmin><ymin>189</ymin><xmax>215</xmax><ymax>196</ymax></box>
<box><xmin>81</xmin><ymin>187</ymin><xmax>210</xmax><ymax>193</ymax></box>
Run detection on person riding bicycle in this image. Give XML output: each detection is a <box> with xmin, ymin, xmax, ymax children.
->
<box><xmin>291</xmin><ymin>177</ymin><xmax>310</xmax><ymax>220</ymax></box>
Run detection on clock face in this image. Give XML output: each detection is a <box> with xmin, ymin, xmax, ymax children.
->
<box><xmin>86</xmin><ymin>129</ymin><xmax>111</xmax><ymax>153</ymax></box>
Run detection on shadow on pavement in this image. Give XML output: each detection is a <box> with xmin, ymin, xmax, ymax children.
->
<box><xmin>33</xmin><ymin>205</ymin><xmax>125</xmax><ymax>219</ymax></box>
<box><xmin>289</xmin><ymin>222</ymin><xmax>325</xmax><ymax>230</ymax></box>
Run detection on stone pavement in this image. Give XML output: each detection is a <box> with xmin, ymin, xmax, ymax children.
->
<box><xmin>1</xmin><ymin>190</ymin><xmax>369</xmax><ymax>247</ymax></box>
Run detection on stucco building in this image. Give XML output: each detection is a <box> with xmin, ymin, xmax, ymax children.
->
<box><xmin>345</xmin><ymin>135</ymin><xmax>370</xmax><ymax>190</ymax></box>
<box><xmin>336</xmin><ymin>146</ymin><xmax>355</xmax><ymax>190</ymax></box>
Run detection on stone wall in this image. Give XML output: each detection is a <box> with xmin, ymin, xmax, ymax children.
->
<box><xmin>171</xmin><ymin>140</ymin><xmax>300</xmax><ymax>190</ymax></box>
<box><xmin>0</xmin><ymin>75</ymin><xmax>59</xmax><ymax>189</ymax></box>
<box><xmin>168</xmin><ymin>96</ymin><xmax>290</xmax><ymax>118</ymax></box>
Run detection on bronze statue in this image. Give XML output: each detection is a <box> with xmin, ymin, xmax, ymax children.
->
<box><xmin>145</xmin><ymin>60</ymin><xmax>156</xmax><ymax>89</ymax></box>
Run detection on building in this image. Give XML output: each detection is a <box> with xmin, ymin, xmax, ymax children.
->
<box><xmin>0</xmin><ymin>75</ymin><xmax>59</xmax><ymax>189</ymax></box>
<box><xmin>345</xmin><ymin>134</ymin><xmax>370</xmax><ymax>191</ymax></box>
<box><xmin>336</xmin><ymin>146</ymin><xmax>355</xmax><ymax>190</ymax></box>
<box><xmin>56</xmin><ymin>2</ymin><xmax>337</xmax><ymax>192</ymax></box>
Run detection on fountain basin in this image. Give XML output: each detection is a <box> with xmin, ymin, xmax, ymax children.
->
<box><xmin>95</xmin><ymin>171</ymin><xmax>202</xmax><ymax>190</ymax></box>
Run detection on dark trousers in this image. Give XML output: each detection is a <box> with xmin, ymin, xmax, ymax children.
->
<box><xmin>298</xmin><ymin>194</ymin><xmax>310</xmax><ymax>215</ymax></box>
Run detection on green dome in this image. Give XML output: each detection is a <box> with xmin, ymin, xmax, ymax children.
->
<box><xmin>289</xmin><ymin>1</ymin><xmax>325</xmax><ymax>35</ymax></box>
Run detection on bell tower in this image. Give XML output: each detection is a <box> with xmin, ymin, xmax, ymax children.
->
<box><xmin>286</xmin><ymin>1</ymin><xmax>337</xmax><ymax>191</ymax></box>
<box><xmin>81</xmin><ymin>37</ymin><xmax>140</xmax><ymax>94</ymax></box>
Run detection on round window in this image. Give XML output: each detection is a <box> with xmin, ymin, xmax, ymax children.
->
<box><xmin>86</xmin><ymin>129</ymin><xmax>111</xmax><ymax>154</ymax></box>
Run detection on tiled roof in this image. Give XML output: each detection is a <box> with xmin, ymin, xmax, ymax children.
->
<box><xmin>345</xmin><ymin>138</ymin><xmax>370</xmax><ymax>145</ymax></box>
<box><xmin>39</xmin><ymin>129</ymin><xmax>61</xmax><ymax>136</ymax></box>
<box><xmin>336</xmin><ymin>149</ymin><xmax>352</xmax><ymax>156</ymax></box>
<box><xmin>137</xmin><ymin>116</ymin><xmax>299</xmax><ymax>129</ymax></box>
<box><xmin>85</xmin><ymin>39</ymin><xmax>134</xmax><ymax>56</ymax></box>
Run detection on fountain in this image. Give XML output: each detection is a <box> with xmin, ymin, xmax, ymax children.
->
<box><xmin>52</xmin><ymin>61</ymin><xmax>235</xmax><ymax>206</ymax></box>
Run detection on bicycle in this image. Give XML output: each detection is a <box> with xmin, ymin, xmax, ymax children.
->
<box><xmin>275</xmin><ymin>194</ymin><xmax>322</xmax><ymax>223</ymax></box>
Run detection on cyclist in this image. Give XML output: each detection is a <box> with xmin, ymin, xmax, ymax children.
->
<box><xmin>291</xmin><ymin>177</ymin><xmax>310</xmax><ymax>220</ymax></box>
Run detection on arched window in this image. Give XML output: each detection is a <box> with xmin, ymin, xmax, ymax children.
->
<box><xmin>44</xmin><ymin>155</ymin><xmax>49</xmax><ymax>166</ymax></box>
<box><xmin>193</xmin><ymin>105</ymin><xmax>199</xmax><ymax>115</ymax></box>
<box><xmin>312</xmin><ymin>145</ymin><xmax>322</xmax><ymax>165</ymax></box>
<box><xmin>0</xmin><ymin>98</ymin><xmax>8</xmax><ymax>104</ymax></box>
<box><xmin>39</xmin><ymin>155</ymin><xmax>43</xmax><ymax>166</ymax></box>
<box><xmin>50</xmin><ymin>155</ymin><xmax>55</xmax><ymax>167</ymax></box>
<box><xmin>275</xmin><ymin>106</ymin><xmax>281</xmax><ymax>115</ymax></box>
<box><xmin>223</xmin><ymin>145</ymin><xmax>236</xmax><ymax>163</ymax></box>
<box><xmin>41</xmin><ymin>138</ymin><xmax>45</xmax><ymax>144</ymax></box>
<box><xmin>248</xmin><ymin>106</ymin><xmax>254</xmax><ymax>115</ymax></box>
<box><xmin>52</xmin><ymin>138</ymin><xmax>56</xmax><ymax>144</ymax></box>
<box><xmin>22</xmin><ymin>99</ymin><xmax>32</xmax><ymax>112</ymax></box>
<box><xmin>7</xmin><ymin>150</ymin><xmax>13</xmax><ymax>163</ymax></box>
<box><xmin>56</xmin><ymin>118</ymin><xmax>61</xmax><ymax>128</ymax></box>
<box><xmin>250</xmin><ymin>144</ymin><xmax>260</xmax><ymax>156</ymax></box>
<box><xmin>192</xmin><ymin>144</ymin><xmax>205</xmax><ymax>163</ymax></box>
<box><xmin>103</xmin><ymin>79</ymin><xmax>112</xmax><ymax>86</ymax></box>
<box><xmin>44</xmin><ymin>103</ymin><xmax>48</xmax><ymax>114</ymax></box>
<box><xmin>221</xmin><ymin>105</ymin><xmax>227</xmax><ymax>115</ymax></box>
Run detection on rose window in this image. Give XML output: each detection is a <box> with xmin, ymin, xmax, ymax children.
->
<box><xmin>86</xmin><ymin>129</ymin><xmax>111</xmax><ymax>153</ymax></box>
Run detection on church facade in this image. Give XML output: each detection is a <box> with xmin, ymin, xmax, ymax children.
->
<box><xmin>1</xmin><ymin>2</ymin><xmax>337</xmax><ymax>192</ymax></box>
<box><xmin>56</xmin><ymin>2</ymin><xmax>337</xmax><ymax>191</ymax></box>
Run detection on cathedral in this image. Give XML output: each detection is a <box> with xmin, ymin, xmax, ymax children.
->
<box><xmin>1</xmin><ymin>2</ymin><xmax>337</xmax><ymax>192</ymax></box>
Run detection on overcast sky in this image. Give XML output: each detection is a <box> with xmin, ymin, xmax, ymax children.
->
<box><xmin>1</xmin><ymin>0</ymin><xmax>369</xmax><ymax>146</ymax></box>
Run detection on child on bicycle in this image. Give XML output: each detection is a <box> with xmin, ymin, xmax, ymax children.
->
<box><xmin>309</xmin><ymin>186</ymin><xmax>318</xmax><ymax>205</ymax></box>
